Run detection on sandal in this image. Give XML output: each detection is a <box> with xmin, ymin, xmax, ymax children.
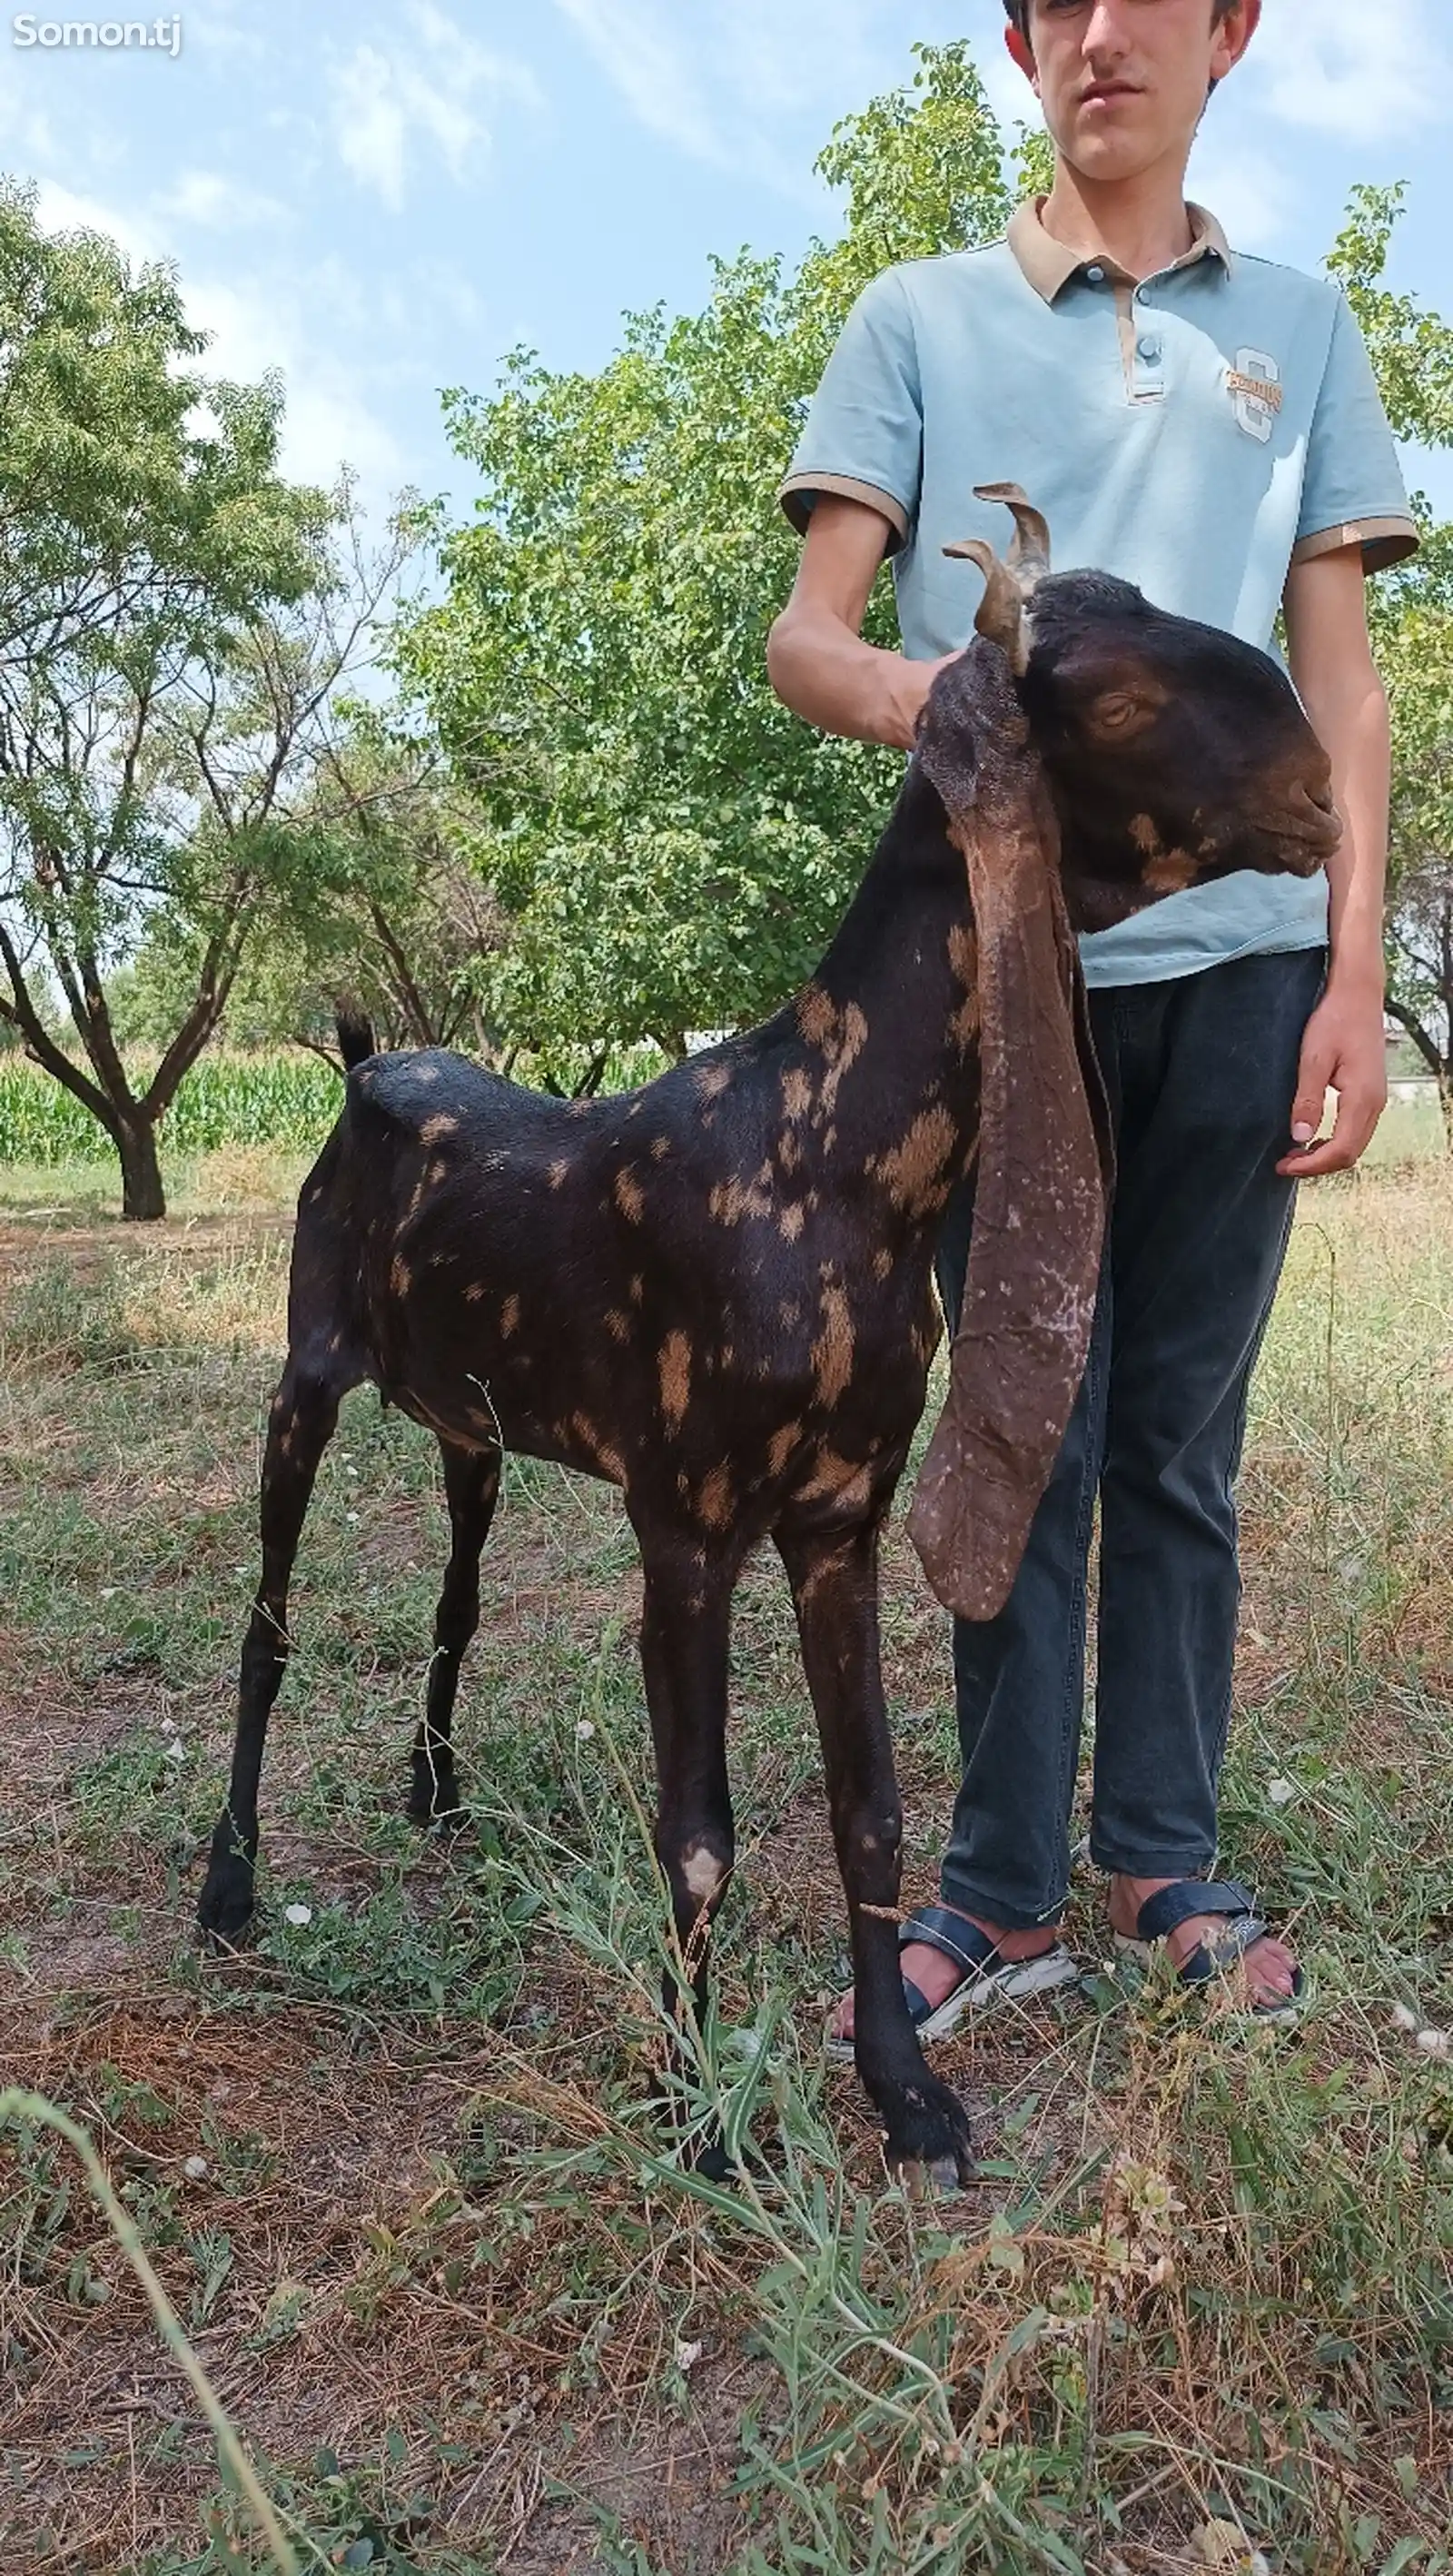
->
<box><xmin>825</xmin><ymin>1904</ymin><xmax>1079</xmax><ymax>2061</ymax></box>
<box><xmin>1114</xmin><ymin>1878</ymin><xmax>1304</xmax><ymax>2024</ymax></box>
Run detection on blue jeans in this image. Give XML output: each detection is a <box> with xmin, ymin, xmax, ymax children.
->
<box><xmin>934</xmin><ymin>947</ymin><xmax>1325</xmax><ymax>1932</ymax></box>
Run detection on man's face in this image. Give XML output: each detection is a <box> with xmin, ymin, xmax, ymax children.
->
<box><xmin>1009</xmin><ymin>1</ymin><xmax>1256</xmax><ymax>184</ymax></box>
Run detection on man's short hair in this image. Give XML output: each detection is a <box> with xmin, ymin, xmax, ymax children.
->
<box><xmin>1002</xmin><ymin>0</ymin><xmax>1234</xmax><ymax>34</ymax></box>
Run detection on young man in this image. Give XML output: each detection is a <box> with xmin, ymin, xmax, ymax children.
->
<box><xmin>768</xmin><ymin>0</ymin><xmax>1413</xmax><ymax>2032</ymax></box>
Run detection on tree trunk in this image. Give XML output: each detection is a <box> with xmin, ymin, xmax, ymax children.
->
<box><xmin>115</xmin><ymin>1114</ymin><xmax>167</xmax><ymax>1221</ymax></box>
<box><xmin>1439</xmin><ymin>1072</ymin><xmax>1453</xmax><ymax>1154</ymax></box>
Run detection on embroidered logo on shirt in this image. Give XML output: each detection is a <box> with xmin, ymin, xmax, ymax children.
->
<box><xmin>1228</xmin><ymin>349</ymin><xmax>1283</xmax><ymax>441</ymax></box>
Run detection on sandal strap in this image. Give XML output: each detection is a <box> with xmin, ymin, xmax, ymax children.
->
<box><xmin>901</xmin><ymin>1976</ymin><xmax>935</xmax><ymax>2029</ymax></box>
<box><xmin>1135</xmin><ymin>1878</ymin><xmax>1256</xmax><ymax>1946</ymax></box>
<box><xmin>898</xmin><ymin>1905</ymin><xmax>1000</xmax><ymax>1974</ymax></box>
<box><xmin>1177</xmin><ymin>1910</ymin><xmax>1273</xmax><ymax>1986</ymax></box>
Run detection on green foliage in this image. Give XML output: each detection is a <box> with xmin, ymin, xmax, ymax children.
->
<box><xmin>1328</xmin><ymin>183</ymin><xmax>1453</xmax><ymax>448</ymax></box>
<box><xmin>396</xmin><ymin>44</ymin><xmax>1022</xmax><ymax>1059</ymax></box>
<box><xmin>1369</xmin><ymin>513</ymin><xmax>1453</xmax><ymax>1123</ymax></box>
<box><xmin>0</xmin><ymin>179</ymin><xmax>424</xmax><ymax>1213</ymax></box>
<box><xmin>0</xmin><ymin>1048</ymin><xmax>341</xmax><ymax>1164</ymax></box>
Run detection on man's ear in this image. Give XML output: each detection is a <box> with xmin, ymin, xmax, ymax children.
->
<box><xmin>1005</xmin><ymin>22</ymin><xmax>1039</xmax><ymax>88</ymax></box>
<box><xmin>1213</xmin><ymin>0</ymin><xmax>1261</xmax><ymax>80</ymax></box>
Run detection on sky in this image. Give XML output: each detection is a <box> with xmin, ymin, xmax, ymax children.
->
<box><xmin>3</xmin><ymin>0</ymin><xmax>1451</xmax><ymax>519</ymax></box>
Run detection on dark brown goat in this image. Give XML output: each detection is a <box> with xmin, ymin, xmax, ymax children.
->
<box><xmin>199</xmin><ymin>490</ymin><xmax>1338</xmax><ymax>2185</ymax></box>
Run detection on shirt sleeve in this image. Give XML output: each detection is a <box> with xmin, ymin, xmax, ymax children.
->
<box><xmin>1293</xmin><ymin>290</ymin><xmax>1418</xmax><ymax>575</ymax></box>
<box><xmin>779</xmin><ymin>269</ymin><xmax>923</xmax><ymax>555</ymax></box>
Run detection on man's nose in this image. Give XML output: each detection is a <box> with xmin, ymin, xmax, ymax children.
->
<box><xmin>1082</xmin><ymin>2</ymin><xmax>1132</xmax><ymax>61</ymax></box>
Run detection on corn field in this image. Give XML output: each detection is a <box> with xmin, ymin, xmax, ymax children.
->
<box><xmin>0</xmin><ymin>1053</ymin><xmax>342</xmax><ymax>1165</ymax></box>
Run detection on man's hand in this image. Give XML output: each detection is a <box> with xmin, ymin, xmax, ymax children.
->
<box><xmin>1277</xmin><ymin>980</ymin><xmax>1389</xmax><ymax>1178</ymax></box>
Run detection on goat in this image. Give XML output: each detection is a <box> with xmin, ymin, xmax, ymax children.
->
<box><xmin>199</xmin><ymin>489</ymin><xmax>1339</xmax><ymax>2186</ymax></box>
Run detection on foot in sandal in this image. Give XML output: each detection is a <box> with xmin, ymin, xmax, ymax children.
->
<box><xmin>826</xmin><ymin>1901</ymin><xmax>1079</xmax><ymax>2059</ymax></box>
<box><xmin>1107</xmin><ymin>1875</ymin><xmax>1302</xmax><ymax>2020</ymax></box>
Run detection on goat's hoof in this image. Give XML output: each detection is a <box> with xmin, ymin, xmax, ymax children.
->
<box><xmin>893</xmin><ymin>2152</ymin><xmax>969</xmax><ymax>2198</ymax></box>
<box><xmin>196</xmin><ymin>1878</ymin><xmax>257</xmax><ymax>1949</ymax></box>
<box><xmin>692</xmin><ymin>2134</ymin><xmax>733</xmax><ymax>2185</ymax></box>
<box><xmin>878</xmin><ymin>2079</ymin><xmax>977</xmax><ymax>2193</ymax></box>
<box><xmin>408</xmin><ymin>1769</ymin><xmax>463</xmax><ymax>1829</ymax></box>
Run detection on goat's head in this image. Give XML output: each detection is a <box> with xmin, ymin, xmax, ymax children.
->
<box><xmin>905</xmin><ymin>488</ymin><xmax>1336</xmax><ymax>1628</ymax></box>
<box><xmin>950</xmin><ymin>481</ymin><xmax>1341</xmax><ymax>928</ymax></box>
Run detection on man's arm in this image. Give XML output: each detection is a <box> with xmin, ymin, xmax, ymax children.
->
<box><xmin>1279</xmin><ymin>545</ymin><xmax>1392</xmax><ymax>1178</ymax></box>
<box><xmin>766</xmin><ymin>494</ymin><xmax>952</xmax><ymax>752</ymax></box>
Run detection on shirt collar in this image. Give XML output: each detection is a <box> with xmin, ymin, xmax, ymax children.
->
<box><xmin>1007</xmin><ymin>196</ymin><xmax>1233</xmax><ymax>302</ymax></box>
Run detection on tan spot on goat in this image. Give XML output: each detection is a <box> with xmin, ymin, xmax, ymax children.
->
<box><xmin>615</xmin><ymin>1168</ymin><xmax>645</xmax><ymax>1223</ymax></box>
<box><xmin>781</xmin><ymin>1067</ymin><xmax>812</xmax><ymax>1122</ymax></box>
<box><xmin>873</xmin><ymin>1246</ymin><xmax>893</xmax><ymax>1282</ymax></box>
<box><xmin>659</xmin><ymin>1330</ymin><xmax>692</xmax><ymax>1430</ymax></box>
<box><xmin>500</xmin><ymin>1294</ymin><xmax>520</xmax><ymax>1339</ymax></box>
<box><xmin>779</xmin><ymin>1204</ymin><xmax>806</xmax><ymax>1243</ymax></box>
<box><xmin>868</xmin><ymin>1104</ymin><xmax>960</xmax><ymax>1218</ymax></box>
<box><xmin>812</xmin><ymin>1277</ymin><xmax>855</xmax><ymax>1408</ymax></box>
<box><xmin>798</xmin><ymin>1450</ymin><xmax>875</xmax><ymax>1511</ymax></box>
<box><xmin>1129</xmin><ymin>812</ymin><xmax>1163</xmax><ymax>858</ymax></box>
<box><xmin>768</xmin><ymin>1423</ymin><xmax>803</xmax><ymax>1479</ymax></box>
<box><xmin>420</xmin><ymin>1114</ymin><xmax>459</xmax><ymax>1145</ymax></box>
<box><xmin>778</xmin><ymin>1128</ymin><xmax>804</xmax><ymax>1174</ymax></box>
<box><xmin>650</xmin><ymin>1134</ymin><xmax>672</xmax><ymax>1161</ymax></box>
<box><xmin>681</xmin><ymin>1841</ymin><xmax>727</xmax><ymax>1904</ymax></box>
<box><xmin>1143</xmin><ymin>847</ymin><xmax>1199</xmax><ymax>896</ymax></box>
<box><xmin>697</xmin><ymin>1463</ymin><xmax>734</xmax><ymax>1529</ymax></box>
<box><xmin>390</xmin><ymin>1256</ymin><xmax>412</xmax><ymax>1297</ymax></box>
<box><xmin>606</xmin><ymin>1307</ymin><xmax>631</xmax><ymax>1344</ymax></box>
<box><xmin>695</xmin><ymin>1061</ymin><xmax>731</xmax><ymax>1100</ymax></box>
<box><xmin>710</xmin><ymin>1174</ymin><xmax>774</xmax><ymax>1226</ymax></box>
<box><xmin>571</xmin><ymin>1413</ymin><xmax>628</xmax><ymax>1486</ymax></box>
<box><xmin>549</xmin><ymin>1158</ymin><xmax>571</xmax><ymax>1190</ymax></box>
<box><xmin>796</xmin><ymin>986</ymin><xmax>835</xmax><ymax>1047</ymax></box>
<box><xmin>629</xmin><ymin>1273</ymin><xmax>645</xmax><ymax>1305</ymax></box>
<box><xmin>464</xmin><ymin>1281</ymin><xmax>487</xmax><ymax>1304</ymax></box>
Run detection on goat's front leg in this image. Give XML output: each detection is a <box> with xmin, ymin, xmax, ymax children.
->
<box><xmin>198</xmin><ymin>1359</ymin><xmax>342</xmax><ymax>1944</ymax></box>
<box><xmin>776</xmin><ymin>1521</ymin><xmax>975</xmax><ymax>2189</ymax></box>
<box><xmin>636</xmin><ymin>1531</ymin><xmax>737</xmax><ymax>2177</ymax></box>
<box><xmin>410</xmin><ymin>1440</ymin><xmax>501</xmax><ymax>1826</ymax></box>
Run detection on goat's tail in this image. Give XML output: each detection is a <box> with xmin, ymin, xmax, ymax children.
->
<box><xmin>336</xmin><ymin>1011</ymin><xmax>379</xmax><ymax>1072</ymax></box>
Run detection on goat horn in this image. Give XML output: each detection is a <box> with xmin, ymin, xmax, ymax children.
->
<box><xmin>973</xmin><ymin>481</ymin><xmax>1052</xmax><ymax>589</ymax></box>
<box><xmin>943</xmin><ymin>537</ymin><xmax>1027</xmax><ymax>675</ymax></box>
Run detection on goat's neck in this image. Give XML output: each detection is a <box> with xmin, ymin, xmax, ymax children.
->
<box><xmin>794</xmin><ymin>765</ymin><xmax>983</xmax><ymax>1186</ymax></box>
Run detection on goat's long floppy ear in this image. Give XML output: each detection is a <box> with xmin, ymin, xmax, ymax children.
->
<box><xmin>906</xmin><ymin>638</ymin><xmax>1114</xmax><ymax>1622</ymax></box>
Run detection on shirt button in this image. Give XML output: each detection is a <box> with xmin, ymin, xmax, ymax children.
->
<box><xmin>1085</xmin><ymin>263</ymin><xmax>1105</xmax><ymax>284</ymax></box>
<box><xmin>1138</xmin><ymin>334</ymin><xmax>1162</xmax><ymax>362</ymax></box>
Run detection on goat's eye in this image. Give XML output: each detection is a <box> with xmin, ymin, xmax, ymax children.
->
<box><xmin>1093</xmin><ymin>693</ymin><xmax>1142</xmax><ymax>733</ymax></box>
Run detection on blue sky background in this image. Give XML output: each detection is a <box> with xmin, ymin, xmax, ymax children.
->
<box><xmin>3</xmin><ymin>0</ymin><xmax>1450</xmax><ymax>519</ymax></box>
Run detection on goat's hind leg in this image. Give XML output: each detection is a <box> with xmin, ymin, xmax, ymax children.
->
<box><xmin>636</xmin><ymin>1530</ymin><xmax>737</xmax><ymax>2178</ymax></box>
<box><xmin>198</xmin><ymin>1349</ymin><xmax>351</xmax><ymax>1943</ymax></box>
<box><xmin>410</xmin><ymin>1439</ymin><xmax>500</xmax><ymax>1825</ymax></box>
<box><xmin>777</xmin><ymin>1520</ymin><xmax>974</xmax><ymax>2189</ymax></box>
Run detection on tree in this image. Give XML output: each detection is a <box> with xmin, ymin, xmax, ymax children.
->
<box><xmin>1330</xmin><ymin>186</ymin><xmax>1453</xmax><ymax>1146</ymax></box>
<box><xmin>395</xmin><ymin>45</ymin><xmax>1044</xmax><ymax>1064</ymax></box>
<box><xmin>0</xmin><ymin>185</ymin><xmax>420</xmax><ymax>1214</ymax></box>
<box><xmin>1370</xmin><ymin>515</ymin><xmax>1453</xmax><ymax>1140</ymax></box>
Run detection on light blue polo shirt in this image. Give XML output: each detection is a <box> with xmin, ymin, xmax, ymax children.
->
<box><xmin>780</xmin><ymin>201</ymin><xmax>1416</xmax><ymax>986</ymax></box>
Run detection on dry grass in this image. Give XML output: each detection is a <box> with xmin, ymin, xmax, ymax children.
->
<box><xmin>1</xmin><ymin>1152</ymin><xmax>1451</xmax><ymax>2574</ymax></box>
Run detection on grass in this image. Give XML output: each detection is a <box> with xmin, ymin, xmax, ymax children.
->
<box><xmin>0</xmin><ymin>1136</ymin><xmax>1451</xmax><ymax>2572</ymax></box>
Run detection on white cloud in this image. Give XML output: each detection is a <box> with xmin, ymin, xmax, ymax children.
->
<box><xmin>549</xmin><ymin>0</ymin><xmax>920</xmax><ymax>179</ymax></box>
<box><xmin>1248</xmin><ymin>0</ymin><xmax>1441</xmax><ymax>143</ymax></box>
<box><xmin>32</xmin><ymin>182</ymin><xmax>405</xmax><ymax>500</ymax></box>
<box><xmin>331</xmin><ymin>3</ymin><xmax>539</xmax><ymax>211</ymax></box>
<box><xmin>158</xmin><ymin>170</ymin><xmax>289</xmax><ymax>230</ymax></box>
<box><xmin>1185</xmin><ymin>134</ymin><xmax>1292</xmax><ymax>253</ymax></box>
